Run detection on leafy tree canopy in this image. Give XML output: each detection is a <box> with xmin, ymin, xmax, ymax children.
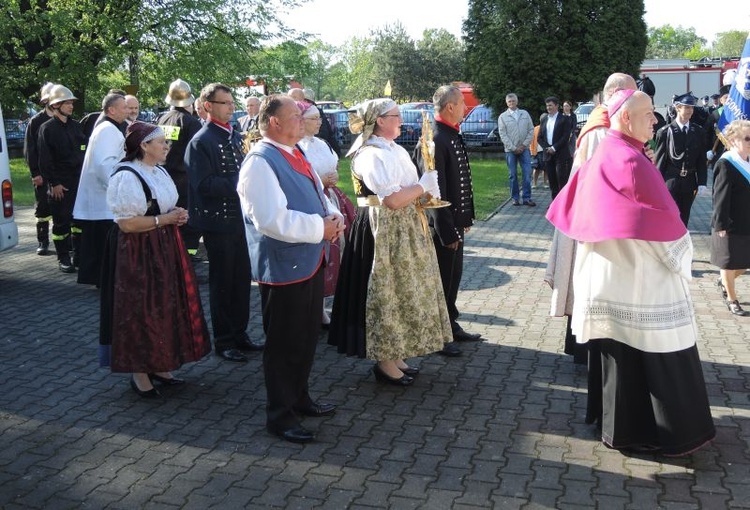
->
<box><xmin>646</xmin><ymin>25</ymin><xmax>706</xmax><ymax>59</ymax></box>
<box><xmin>464</xmin><ymin>0</ymin><xmax>647</xmax><ymax>119</ymax></box>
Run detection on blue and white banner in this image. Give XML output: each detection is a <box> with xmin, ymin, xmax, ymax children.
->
<box><xmin>719</xmin><ymin>31</ymin><xmax>750</xmax><ymax>132</ymax></box>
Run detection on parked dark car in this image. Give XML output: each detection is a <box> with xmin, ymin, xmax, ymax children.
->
<box><xmin>3</xmin><ymin>118</ymin><xmax>28</xmax><ymax>153</ymax></box>
<box><xmin>400</xmin><ymin>102</ymin><xmax>434</xmax><ymax>111</ymax></box>
<box><xmin>323</xmin><ymin>109</ymin><xmax>353</xmax><ymax>152</ymax></box>
<box><xmin>460</xmin><ymin>104</ymin><xmax>501</xmax><ymax>149</ymax></box>
<box><xmin>395</xmin><ymin>109</ymin><xmax>434</xmax><ymax>146</ymax></box>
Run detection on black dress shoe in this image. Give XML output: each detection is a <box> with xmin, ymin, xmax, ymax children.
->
<box><xmin>268</xmin><ymin>425</ymin><xmax>315</xmax><ymax>443</ymax></box>
<box><xmin>372</xmin><ymin>365</ymin><xmax>414</xmax><ymax>386</ymax></box>
<box><xmin>149</xmin><ymin>374</ymin><xmax>186</xmax><ymax>386</ymax></box>
<box><xmin>216</xmin><ymin>348</ymin><xmax>249</xmax><ymax>362</ymax></box>
<box><xmin>235</xmin><ymin>337</ymin><xmax>265</xmax><ymax>351</ymax></box>
<box><xmin>294</xmin><ymin>402</ymin><xmax>337</xmax><ymax>417</ymax></box>
<box><xmin>438</xmin><ymin>342</ymin><xmax>462</xmax><ymax>357</ymax></box>
<box><xmin>36</xmin><ymin>242</ymin><xmax>50</xmax><ymax>256</ymax></box>
<box><xmin>453</xmin><ymin>329</ymin><xmax>482</xmax><ymax>342</ymax></box>
<box><xmin>130</xmin><ymin>377</ymin><xmax>162</xmax><ymax>398</ymax></box>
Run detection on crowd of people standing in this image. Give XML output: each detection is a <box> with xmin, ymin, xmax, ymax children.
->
<box><xmin>22</xmin><ymin>69</ymin><xmax>742</xmax><ymax>455</ymax></box>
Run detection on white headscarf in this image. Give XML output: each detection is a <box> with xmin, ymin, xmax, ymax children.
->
<box><xmin>346</xmin><ymin>98</ymin><xmax>397</xmax><ymax>156</ymax></box>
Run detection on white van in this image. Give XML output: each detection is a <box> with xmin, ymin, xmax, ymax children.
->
<box><xmin>0</xmin><ymin>102</ymin><xmax>19</xmax><ymax>252</ymax></box>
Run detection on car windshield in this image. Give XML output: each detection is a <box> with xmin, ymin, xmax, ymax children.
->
<box><xmin>575</xmin><ymin>103</ymin><xmax>594</xmax><ymax>115</ymax></box>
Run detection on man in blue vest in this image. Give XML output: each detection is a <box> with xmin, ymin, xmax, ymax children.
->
<box><xmin>238</xmin><ymin>94</ymin><xmax>345</xmax><ymax>443</ymax></box>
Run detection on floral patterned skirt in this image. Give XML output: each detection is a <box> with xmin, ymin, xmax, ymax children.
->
<box><xmin>365</xmin><ymin>204</ymin><xmax>452</xmax><ymax>360</ymax></box>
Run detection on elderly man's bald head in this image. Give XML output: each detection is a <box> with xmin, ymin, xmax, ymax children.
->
<box><xmin>602</xmin><ymin>73</ymin><xmax>637</xmax><ymax>102</ymax></box>
<box><xmin>610</xmin><ymin>91</ymin><xmax>656</xmax><ymax>143</ymax></box>
<box><xmin>288</xmin><ymin>88</ymin><xmax>305</xmax><ymax>101</ymax></box>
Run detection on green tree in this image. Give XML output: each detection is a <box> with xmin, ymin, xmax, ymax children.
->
<box><xmin>0</xmin><ymin>0</ymin><xmax>300</xmax><ymax>112</ymax></box>
<box><xmin>416</xmin><ymin>29</ymin><xmax>466</xmax><ymax>99</ymax></box>
<box><xmin>371</xmin><ymin>23</ymin><xmax>422</xmax><ymax>101</ymax></box>
<box><xmin>712</xmin><ymin>30</ymin><xmax>748</xmax><ymax>57</ymax></box>
<box><xmin>646</xmin><ymin>25</ymin><xmax>706</xmax><ymax>59</ymax></box>
<box><xmin>464</xmin><ymin>0</ymin><xmax>647</xmax><ymax>119</ymax></box>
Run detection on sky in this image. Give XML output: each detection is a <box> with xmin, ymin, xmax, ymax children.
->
<box><xmin>283</xmin><ymin>0</ymin><xmax>749</xmax><ymax>47</ymax></box>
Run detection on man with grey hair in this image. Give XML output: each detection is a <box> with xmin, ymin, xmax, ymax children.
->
<box><xmin>238</xmin><ymin>96</ymin><xmax>261</xmax><ymax>133</ymax></box>
<box><xmin>414</xmin><ymin>85</ymin><xmax>481</xmax><ymax>355</ymax></box>
<box><xmin>73</xmin><ymin>93</ymin><xmax>127</xmax><ymax>284</ymax></box>
<box><xmin>497</xmin><ymin>93</ymin><xmax>536</xmax><ymax>206</ymax></box>
<box><xmin>124</xmin><ymin>95</ymin><xmax>139</xmax><ymax>124</ymax></box>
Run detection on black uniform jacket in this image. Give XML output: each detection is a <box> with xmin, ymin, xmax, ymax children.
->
<box><xmin>24</xmin><ymin>110</ymin><xmax>52</xmax><ymax>177</ymax></box>
<box><xmin>184</xmin><ymin>121</ymin><xmax>245</xmax><ymax>234</ymax></box>
<box><xmin>655</xmin><ymin>120</ymin><xmax>707</xmax><ymax>192</ymax></box>
<box><xmin>156</xmin><ymin>107</ymin><xmax>203</xmax><ymax>202</ymax></box>
<box><xmin>37</xmin><ymin>117</ymin><xmax>87</xmax><ymax>187</ymax></box>
<box><xmin>413</xmin><ymin>120</ymin><xmax>476</xmax><ymax>246</ymax></box>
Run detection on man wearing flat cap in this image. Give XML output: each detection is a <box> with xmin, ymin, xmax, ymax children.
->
<box><xmin>655</xmin><ymin>93</ymin><xmax>708</xmax><ymax>227</ymax></box>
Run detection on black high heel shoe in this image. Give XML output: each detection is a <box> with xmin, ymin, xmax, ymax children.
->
<box><xmin>149</xmin><ymin>373</ymin><xmax>186</xmax><ymax>386</ymax></box>
<box><xmin>130</xmin><ymin>376</ymin><xmax>162</xmax><ymax>398</ymax></box>
<box><xmin>399</xmin><ymin>365</ymin><xmax>419</xmax><ymax>376</ymax></box>
<box><xmin>373</xmin><ymin>365</ymin><xmax>414</xmax><ymax>386</ymax></box>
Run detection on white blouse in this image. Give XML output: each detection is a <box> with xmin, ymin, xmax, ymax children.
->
<box><xmin>353</xmin><ymin>136</ymin><xmax>419</xmax><ymax>200</ymax></box>
<box><xmin>298</xmin><ymin>136</ymin><xmax>338</xmax><ymax>179</ymax></box>
<box><xmin>571</xmin><ymin>233</ymin><xmax>698</xmax><ymax>353</ymax></box>
<box><xmin>107</xmin><ymin>161</ymin><xmax>179</xmax><ymax>221</ymax></box>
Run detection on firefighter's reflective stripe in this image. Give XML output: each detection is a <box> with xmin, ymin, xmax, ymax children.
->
<box><xmin>70</xmin><ymin>226</ymin><xmax>82</xmax><ymax>234</ymax></box>
<box><xmin>36</xmin><ymin>216</ymin><xmax>52</xmax><ymax>222</ymax></box>
<box><xmin>160</xmin><ymin>125</ymin><xmax>181</xmax><ymax>141</ymax></box>
<box><xmin>51</xmin><ymin>233</ymin><xmax>69</xmax><ymax>241</ymax></box>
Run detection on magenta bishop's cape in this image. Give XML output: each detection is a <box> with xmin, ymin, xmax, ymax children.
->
<box><xmin>546</xmin><ymin>129</ymin><xmax>686</xmax><ymax>243</ymax></box>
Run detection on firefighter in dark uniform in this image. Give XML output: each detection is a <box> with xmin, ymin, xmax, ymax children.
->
<box><xmin>156</xmin><ymin>79</ymin><xmax>204</xmax><ymax>257</ymax></box>
<box><xmin>655</xmin><ymin>93</ymin><xmax>708</xmax><ymax>228</ymax></box>
<box><xmin>37</xmin><ymin>85</ymin><xmax>87</xmax><ymax>273</ymax></box>
<box><xmin>23</xmin><ymin>82</ymin><xmax>55</xmax><ymax>255</ymax></box>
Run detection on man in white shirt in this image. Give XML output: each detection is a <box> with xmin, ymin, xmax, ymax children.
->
<box><xmin>73</xmin><ymin>93</ymin><xmax>127</xmax><ymax>285</ymax></box>
<box><xmin>497</xmin><ymin>93</ymin><xmax>535</xmax><ymax>206</ymax></box>
<box><xmin>537</xmin><ymin>96</ymin><xmax>572</xmax><ymax>198</ymax></box>
<box><xmin>238</xmin><ymin>94</ymin><xmax>344</xmax><ymax>444</ymax></box>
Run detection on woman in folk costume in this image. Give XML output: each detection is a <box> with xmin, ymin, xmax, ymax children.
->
<box><xmin>711</xmin><ymin>119</ymin><xmax>750</xmax><ymax>315</ymax></box>
<box><xmin>296</xmin><ymin>101</ymin><xmax>356</xmax><ymax>325</ymax></box>
<box><xmin>328</xmin><ymin>98</ymin><xmax>452</xmax><ymax>386</ymax></box>
<box><xmin>100</xmin><ymin>122</ymin><xmax>211</xmax><ymax>398</ymax></box>
<box><xmin>547</xmin><ymin>90</ymin><xmax>715</xmax><ymax>456</ymax></box>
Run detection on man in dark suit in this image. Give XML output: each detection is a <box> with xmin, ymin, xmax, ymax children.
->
<box><xmin>413</xmin><ymin>85</ymin><xmax>482</xmax><ymax>358</ymax></box>
<box><xmin>655</xmin><ymin>93</ymin><xmax>708</xmax><ymax>227</ymax></box>
<box><xmin>537</xmin><ymin>96</ymin><xmax>572</xmax><ymax>198</ymax></box>
<box><xmin>237</xmin><ymin>96</ymin><xmax>260</xmax><ymax>134</ymax></box>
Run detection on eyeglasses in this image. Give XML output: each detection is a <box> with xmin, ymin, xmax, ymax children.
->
<box><xmin>305</xmin><ymin>116</ymin><xmax>321</xmax><ymax>121</ymax></box>
<box><xmin>381</xmin><ymin>114</ymin><xmax>401</xmax><ymax>118</ymax></box>
<box><xmin>207</xmin><ymin>100</ymin><xmax>234</xmax><ymax>106</ymax></box>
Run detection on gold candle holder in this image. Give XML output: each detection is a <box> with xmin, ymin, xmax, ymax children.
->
<box><xmin>419</xmin><ymin>110</ymin><xmax>450</xmax><ymax>208</ymax></box>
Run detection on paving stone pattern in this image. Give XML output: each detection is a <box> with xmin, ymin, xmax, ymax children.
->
<box><xmin>1</xmin><ymin>183</ymin><xmax>749</xmax><ymax>509</ymax></box>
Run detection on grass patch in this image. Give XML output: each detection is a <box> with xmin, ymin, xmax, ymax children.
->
<box><xmin>9</xmin><ymin>158</ymin><xmax>35</xmax><ymax>206</ymax></box>
<box><xmin>10</xmin><ymin>153</ymin><xmax>512</xmax><ymax>219</ymax></box>
<box><xmin>336</xmin><ymin>155</ymin><xmax>509</xmax><ymax>220</ymax></box>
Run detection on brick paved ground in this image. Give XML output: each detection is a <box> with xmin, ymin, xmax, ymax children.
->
<box><xmin>1</xmin><ymin>183</ymin><xmax>749</xmax><ymax>509</ymax></box>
